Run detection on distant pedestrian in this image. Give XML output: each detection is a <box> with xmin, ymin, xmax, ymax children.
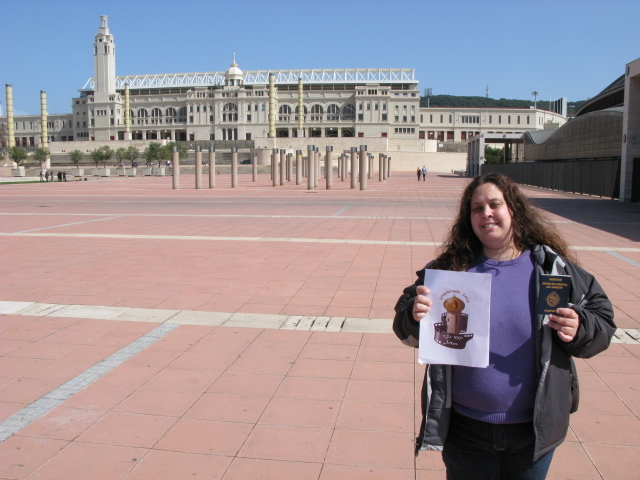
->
<box><xmin>45</xmin><ymin>171</ymin><xmax>49</xmax><ymax>182</ymax></box>
<box><xmin>422</xmin><ymin>166</ymin><xmax>427</xmax><ymax>181</ymax></box>
<box><xmin>39</xmin><ymin>170</ymin><xmax>45</xmax><ymax>182</ymax></box>
<box><xmin>63</xmin><ymin>171</ymin><xmax>67</xmax><ymax>181</ymax></box>
<box><xmin>417</xmin><ymin>167</ymin><xmax>421</xmax><ymax>181</ymax></box>
<box><xmin>50</xmin><ymin>171</ymin><xmax>55</xmax><ymax>182</ymax></box>
<box><xmin>57</xmin><ymin>171</ymin><xmax>62</xmax><ymax>182</ymax></box>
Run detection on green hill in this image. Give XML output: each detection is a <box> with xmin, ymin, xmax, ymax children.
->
<box><xmin>420</xmin><ymin>95</ymin><xmax>585</xmax><ymax>116</ymax></box>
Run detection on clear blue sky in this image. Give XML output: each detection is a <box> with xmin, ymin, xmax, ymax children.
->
<box><xmin>1</xmin><ymin>0</ymin><xmax>638</xmax><ymax>115</ymax></box>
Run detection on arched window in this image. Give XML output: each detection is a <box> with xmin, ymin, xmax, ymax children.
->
<box><xmin>342</xmin><ymin>104</ymin><xmax>355</xmax><ymax>120</ymax></box>
<box><xmin>137</xmin><ymin>108</ymin><xmax>148</xmax><ymax>124</ymax></box>
<box><xmin>310</xmin><ymin>104</ymin><xmax>323</xmax><ymax>121</ymax></box>
<box><xmin>279</xmin><ymin>104</ymin><xmax>292</xmax><ymax>122</ymax></box>
<box><xmin>223</xmin><ymin>103</ymin><xmax>238</xmax><ymax>122</ymax></box>
<box><xmin>327</xmin><ymin>104</ymin><xmax>339</xmax><ymax>121</ymax></box>
<box><xmin>166</xmin><ymin>107</ymin><xmax>177</xmax><ymax>117</ymax></box>
<box><xmin>151</xmin><ymin>108</ymin><xmax>162</xmax><ymax>117</ymax></box>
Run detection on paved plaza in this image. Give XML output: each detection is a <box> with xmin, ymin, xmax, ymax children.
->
<box><xmin>0</xmin><ymin>171</ymin><xmax>638</xmax><ymax>479</ymax></box>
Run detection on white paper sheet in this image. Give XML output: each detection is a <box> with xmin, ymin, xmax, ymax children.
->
<box><xmin>418</xmin><ymin>269</ymin><xmax>492</xmax><ymax>368</ymax></box>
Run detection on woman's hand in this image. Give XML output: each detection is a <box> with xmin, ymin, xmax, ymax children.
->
<box><xmin>413</xmin><ymin>285</ymin><xmax>432</xmax><ymax>322</ymax></box>
<box><xmin>549</xmin><ymin>308</ymin><xmax>580</xmax><ymax>342</ymax></box>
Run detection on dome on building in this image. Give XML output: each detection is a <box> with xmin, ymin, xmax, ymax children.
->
<box><xmin>225</xmin><ymin>57</ymin><xmax>243</xmax><ymax>87</ymax></box>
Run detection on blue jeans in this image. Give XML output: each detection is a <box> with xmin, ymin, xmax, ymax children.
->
<box><xmin>442</xmin><ymin>409</ymin><xmax>554</xmax><ymax>480</ymax></box>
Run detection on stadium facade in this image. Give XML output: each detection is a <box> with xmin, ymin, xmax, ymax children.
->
<box><xmin>1</xmin><ymin>15</ymin><xmax>567</xmax><ymax>171</ymax></box>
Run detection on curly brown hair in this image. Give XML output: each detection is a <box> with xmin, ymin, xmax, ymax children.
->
<box><xmin>431</xmin><ymin>172</ymin><xmax>573</xmax><ymax>271</ymax></box>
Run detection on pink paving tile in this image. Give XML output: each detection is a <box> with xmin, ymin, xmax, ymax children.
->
<box><xmin>546</xmin><ymin>441</ymin><xmax>601</xmax><ymax>480</ymax></box>
<box><xmin>0</xmin><ymin>436</ymin><xmax>68</xmax><ymax>479</ymax></box>
<box><xmin>25</xmin><ymin>441</ymin><xmax>148</xmax><ymax>480</ymax></box>
<box><xmin>258</xmin><ymin>397</ymin><xmax>341</xmax><ymax>428</ymax></box>
<box><xmin>113</xmin><ymin>387</ymin><xmax>203</xmax><ymax>417</ymax></box>
<box><xmin>350</xmin><ymin>360</ymin><xmax>414</xmax><ymax>382</ymax></box>
<box><xmin>75</xmin><ymin>411</ymin><xmax>178</xmax><ymax>448</ymax></box>
<box><xmin>62</xmin><ymin>381</ymin><xmax>139</xmax><ymax>411</ymax></box>
<box><xmin>325</xmin><ymin>429</ymin><xmax>415</xmax><ymax>469</ymax></box>
<box><xmin>415</xmin><ymin>449</ymin><xmax>447</xmax><ymax>471</ymax></box>
<box><xmin>17</xmin><ymin>407</ymin><xmax>107</xmax><ymax>441</ymax></box>
<box><xmin>336</xmin><ymin>401</ymin><xmax>414</xmax><ymax>433</ymax></box>
<box><xmin>0</xmin><ymin>400</ymin><xmax>29</xmax><ymax>422</ymax></box>
<box><xmin>275</xmin><ymin>376</ymin><xmax>348</xmax><ymax>401</ymax></box>
<box><xmin>238</xmin><ymin>424</ymin><xmax>333</xmax><ymax>463</ymax></box>
<box><xmin>574</xmin><ymin>390</ymin><xmax>635</xmax><ymax>415</ymax></box>
<box><xmin>345</xmin><ymin>379</ymin><xmax>415</xmax><ymax>404</ymax></box>
<box><xmin>320</xmin><ymin>464</ymin><xmax>416</xmax><ymax>480</ymax></box>
<box><xmin>569</xmin><ymin>413</ymin><xmax>640</xmax><ymax>445</ymax></box>
<box><xmin>582</xmin><ymin>444</ymin><xmax>640</xmax><ymax>480</ymax></box>
<box><xmin>227</xmin><ymin>354</ymin><xmax>295</xmax><ymax>376</ymax></box>
<box><xmin>223</xmin><ymin>457</ymin><xmax>322</xmax><ymax>480</ymax></box>
<box><xmin>208</xmin><ymin>372</ymin><xmax>284</xmax><ymax>397</ymax></box>
<box><xmin>125</xmin><ymin>449</ymin><xmax>232</xmax><ymax>480</ymax></box>
<box><xmin>0</xmin><ymin>376</ymin><xmax>64</xmax><ymax>404</ymax></box>
<box><xmin>155</xmin><ymin>418</ymin><xmax>253</xmax><ymax>456</ymax></box>
<box><xmin>299</xmin><ymin>342</ymin><xmax>359</xmax><ymax>361</ymax></box>
<box><xmin>185</xmin><ymin>392</ymin><xmax>270</xmax><ymax>423</ymax></box>
<box><xmin>287</xmin><ymin>358</ymin><xmax>354</xmax><ymax>379</ymax></box>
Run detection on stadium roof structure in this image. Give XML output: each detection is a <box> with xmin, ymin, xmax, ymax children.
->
<box><xmin>81</xmin><ymin>68</ymin><xmax>417</xmax><ymax>91</ymax></box>
<box><xmin>576</xmin><ymin>74</ymin><xmax>625</xmax><ymax>116</ymax></box>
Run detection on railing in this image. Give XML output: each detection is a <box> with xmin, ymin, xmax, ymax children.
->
<box><xmin>481</xmin><ymin>158</ymin><xmax>621</xmax><ymax>199</ymax></box>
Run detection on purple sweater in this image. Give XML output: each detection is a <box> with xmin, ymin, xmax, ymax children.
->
<box><xmin>451</xmin><ymin>250</ymin><xmax>537</xmax><ymax>424</ymax></box>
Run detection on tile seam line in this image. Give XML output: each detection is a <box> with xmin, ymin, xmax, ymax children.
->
<box><xmin>0</xmin><ymin>232</ymin><xmax>638</xmax><ymax>252</ymax></box>
<box><xmin>0</xmin><ymin>321</ymin><xmax>180</xmax><ymax>443</ymax></box>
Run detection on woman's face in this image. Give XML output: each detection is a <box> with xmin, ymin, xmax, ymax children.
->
<box><xmin>470</xmin><ymin>183</ymin><xmax>515</xmax><ymax>257</ymax></box>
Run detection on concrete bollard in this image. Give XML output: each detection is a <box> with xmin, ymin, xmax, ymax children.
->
<box><xmin>252</xmin><ymin>151</ymin><xmax>257</xmax><ymax>182</ymax></box>
<box><xmin>172</xmin><ymin>146</ymin><xmax>179</xmax><ymax>189</ymax></box>
<box><xmin>359</xmin><ymin>145</ymin><xmax>367</xmax><ymax>191</ymax></box>
<box><xmin>296</xmin><ymin>150</ymin><xmax>302</xmax><ymax>185</ymax></box>
<box><xmin>209</xmin><ymin>146</ymin><xmax>216</xmax><ymax>188</ymax></box>
<box><xmin>231</xmin><ymin>147</ymin><xmax>238</xmax><ymax>188</ymax></box>
<box><xmin>195</xmin><ymin>146</ymin><xmax>202</xmax><ymax>189</ymax></box>
<box><xmin>280</xmin><ymin>149</ymin><xmax>286</xmax><ymax>186</ymax></box>
<box><xmin>307</xmin><ymin>145</ymin><xmax>315</xmax><ymax>191</ymax></box>
<box><xmin>379</xmin><ymin>153</ymin><xmax>384</xmax><ymax>182</ymax></box>
<box><xmin>325</xmin><ymin>146</ymin><xmax>333</xmax><ymax>190</ymax></box>
<box><xmin>272</xmin><ymin>148</ymin><xmax>279</xmax><ymax>187</ymax></box>
<box><xmin>350</xmin><ymin>147</ymin><xmax>358</xmax><ymax>189</ymax></box>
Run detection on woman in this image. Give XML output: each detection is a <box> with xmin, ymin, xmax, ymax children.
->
<box><xmin>393</xmin><ymin>173</ymin><xmax>615</xmax><ymax>480</ymax></box>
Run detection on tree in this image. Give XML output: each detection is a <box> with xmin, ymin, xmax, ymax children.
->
<box><xmin>164</xmin><ymin>141</ymin><xmax>188</xmax><ymax>160</ymax></box>
<box><xmin>125</xmin><ymin>146</ymin><xmax>139</xmax><ymax>167</ymax></box>
<box><xmin>484</xmin><ymin>146</ymin><xmax>505</xmax><ymax>164</ymax></box>
<box><xmin>91</xmin><ymin>145</ymin><xmax>114</xmax><ymax>168</ymax></box>
<box><xmin>142</xmin><ymin>142</ymin><xmax>163</xmax><ymax>166</ymax></box>
<box><xmin>9</xmin><ymin>146</ymin><xmax>28</xmax><ymax>166</ymax></box>
<box><xmin>69</xmin><ymin>149</ymin><xmax>83</xmax><ymax>167</ymax></box>
<box><xmin>33</xmin><ymin>147</ymin><xmax>50</xmax><ymax>167</ymax></box>
<box><xmin>115</xmin><ymin>147</ymin><xmax>128</xmax><ymax>166</ymax></box>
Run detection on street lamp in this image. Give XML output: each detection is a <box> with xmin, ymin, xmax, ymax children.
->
<box><xmin>532</xmin><ymin>91</ymin><xmax>538</xmax><ymax>110</ymax></box>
